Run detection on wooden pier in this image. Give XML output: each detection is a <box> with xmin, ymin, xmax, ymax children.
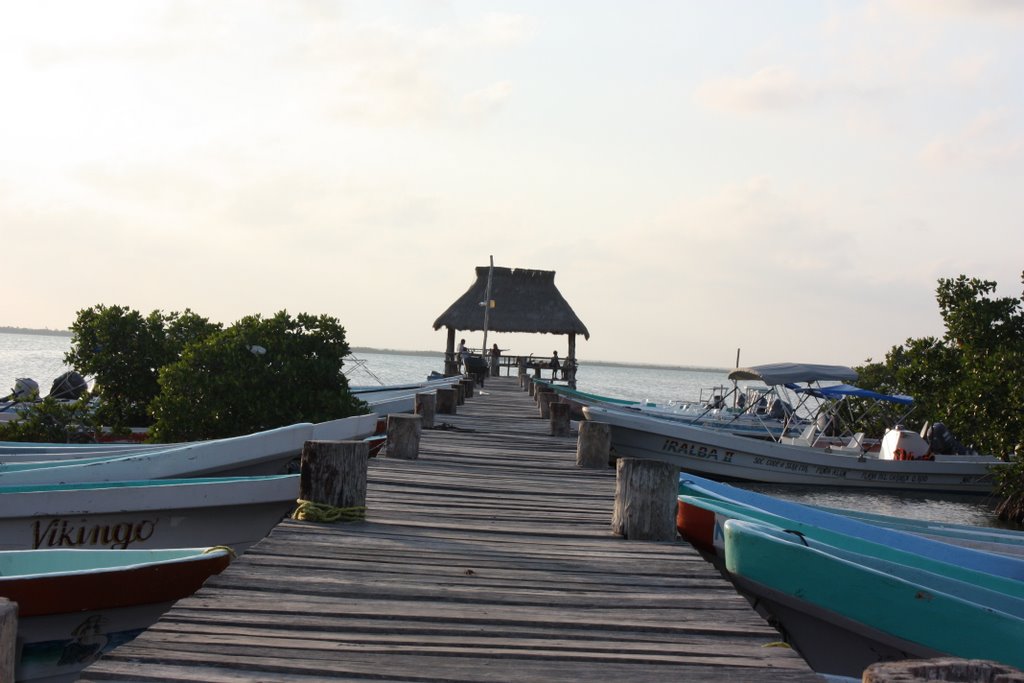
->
<box><xmin>81</xmin><ymin>377</ymin><xmax>818</xmax><ymax>682</ymax></box>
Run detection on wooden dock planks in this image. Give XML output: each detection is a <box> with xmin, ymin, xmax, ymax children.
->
<box><xmin>80</xmin><ymin>377</ymin><xmax>818</xmax><ymax>682</ymax></box>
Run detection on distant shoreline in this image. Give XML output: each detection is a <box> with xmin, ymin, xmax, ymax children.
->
<box><xmin>0</xmin><ymin>330</ymin><xmax>727</xmax><ymax>374</ymax></box>
<box><xmin>0</xmin><ymin>326</ymin><xmax>71</xmax><ymax>337</ymax></box>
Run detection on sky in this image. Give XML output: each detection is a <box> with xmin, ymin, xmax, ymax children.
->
<box><xmin>4</xmin><ymin>1</ymin><xmax>1023</xmax><ymax>370</ymax></box>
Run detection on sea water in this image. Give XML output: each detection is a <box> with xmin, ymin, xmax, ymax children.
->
<box><xmin>1</xmin><ymin>331</ymin><xmax>1009</xmax><ymax>527</ymax></box>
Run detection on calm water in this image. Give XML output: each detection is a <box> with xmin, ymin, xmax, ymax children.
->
<box><xmin>1</xmin><ymin>331</ymin><xmax>1007</xmax><ymax>527</ymax></box>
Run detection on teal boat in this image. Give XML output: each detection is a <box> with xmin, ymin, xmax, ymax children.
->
<box><xmin>723</xmin><ymin>518</ymin><xmax>1024</xmax><ymax>677</ymax></box>
<box><xmin>676</xmin><ymin>473</ymin><xmax>1024</xmax><ymax>581</ymax></box>
<box><xmin>677</xmin><ymin>493</ymin><xmax>1024</xmax><ymax>599</ymax></box>
<box><xmin>3</xmin><ymin>546</ymin><xmax>231</xmax><ymax>682</ymax></box>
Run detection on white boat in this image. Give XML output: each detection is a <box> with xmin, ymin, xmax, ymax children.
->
<box><xmin>0</xmin><ymin>413</ymin><xmax>380</xmax><ymax>474</ymax></box>
<box><xmin>352</xmin><ymin>375</ymin><xmax>463</xmax><ymax>415</ymax></box>
<box><xmin>4</xmin><ymin>546</ymin><xmax>231</xmax><ymax>682</ymax></box>
<box><xmin>0</xmin><ymin>441</ymin><xmax>177</xmax><ymax>458</ymax></box>
<box><xmin>537</xmin><ymin>380</ymin><xmax>803</xmax><ymax>439</ymax></box>
<box><xmin>583</xmin><ymin>363</ymin><xmax>1007</xmax><ymax>493</ymax></box>
<box><xmin>0</xmin><ymin>474</ymin><xmax>298</xmax><ymax>553</ymax></box>
<box><xmin>0</xmin><ymin>422</ymin><xmax>314</xmax><ymax>484</ymax></box>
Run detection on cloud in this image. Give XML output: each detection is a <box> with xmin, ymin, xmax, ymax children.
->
<box><xmin>893</xmin><ymin>0</ymin><xmax>1024</xmax><ymax>21</ymax></box>
<box><xmin>695</xmin><ymin>66</ymin><xmax>822</xmax><ymax>112</ymax></box>
<box><xmin>459</xmin><ymin>81</ymin><xmax>513</xmax><ymax>120</ymax></box>
<box><xmin>921</xmin><ymin>107</ymin><xmax>1024</xmax><ymax>168</ymax></box>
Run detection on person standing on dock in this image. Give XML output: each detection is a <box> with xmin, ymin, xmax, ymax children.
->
<box><xmin>458</xmin><ymin>339</ymin><xmax>469</xmax><ymax>372</ymax></box>
<box><xmin>549</xmin><ymin>351</ymin><xmax>561</xmax><ymax>379</ymax></box>
<box><xmin>489</xmin><ymin>344</ymin><xmax>500</xmax><ymax>376</ymax></box>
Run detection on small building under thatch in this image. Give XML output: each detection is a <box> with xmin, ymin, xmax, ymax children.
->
<box><xmin>433</xmin><ymin>266</ymin><xmax>589</xmax><ymax>379</ymax></box>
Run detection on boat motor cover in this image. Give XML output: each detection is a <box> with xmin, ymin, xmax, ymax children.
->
<box><xmin>9</xmin><ymin>378</ymin><xmax>40</xmax><ymax>401</ymax></box>
<box><xmin>49</xmin><ymin>371</ymin><xmax>88</xmax><ymax>400</ymax></box>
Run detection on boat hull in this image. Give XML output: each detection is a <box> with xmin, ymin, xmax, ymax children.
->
<box><xmin>585</xmin><ymin>405</ymin><xmax>1000</xmax><ymax>493</ymax></box>
<box><xmin>3</xmin><ymin>547</ymin><xmax>231</xmax><ymax>682</ymax></box>
<box><xmin>724</xmin><ymin>519</ymin><xmax>1024</xmax><ymax>676</ymax></box>
<box><xmin>0</xmin><ymin>475</ymin><xmax>298</xmax><ymax>553</ymax></box>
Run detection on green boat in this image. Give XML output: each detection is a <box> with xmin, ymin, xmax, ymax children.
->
<box><xmin>724</xmin><ymin>518</ymin><xmax>1024</xmax><ymax>677</ymax></box>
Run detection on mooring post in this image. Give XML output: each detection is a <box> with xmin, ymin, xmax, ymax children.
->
<box><xmin>295</xmin><ymin>440</ymin><xmax>368</xmax><ymax>522</ymax></box>
<box><xmin>0</xmin><ymin>599</ymin><xmax>15</xmax><ymax>683</ymax></box>
<box><xmin>863</xmin><ymin>658</ymin><xmax>1024</xmax><ymax>682</ymax></box>
<box><xmin>611</xmin><ymin>458</ymin><xmax>679</xmax><ymax>541</ymax></box>
<box><xmin>385</xmin><ymin>414</ymin><xmax>422</xmax><ymax>460</ymax></box>
<box><xmin>549</xmin><ymin>401</ymin><xmax>571</xmax><ymax>436</ymax></box>
<box><xmin>455</xmin><ymin>382</ymin><xmax>465</xmax><ymax>405</ymax></box>
<box><xmin>461</xmin><ymin>377</ymin><xmax>474</xmax><ymax>398</ymax></box>
<box><xmin>537</xmin><ymin>390</ymin><xmax>556</xmax><ymax>419</ymax></box>
<box><xmin>436</xmin><ymin>387</ymin><xmax>457</xmax><ymax>415</ymax></box>
<box><xmin>576</xmin><ymin>420</ymin><xmax>612</xmax><ymax>468</ymax></box>
<box><xmin>414</xmin><ymin>391</ymin><xmax>436</xmax><ymax>428</ymax></box>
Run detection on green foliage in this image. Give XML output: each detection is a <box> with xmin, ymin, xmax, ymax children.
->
<box><xmin>855</xmin><ymin>272</ymin><xmax>1024</xmax><ymax>522</ymax></box>
<box><xmin>0</xmin><ymin>397</ymin><xmax>102</xmax><ymax>443</ymax></box>
<box><xmin>150</xmin><ymin>311</ymin><xmax>367</xmax><ymax>441</ymax></box>
<box><xmin>65</xmin><ymin>305</ymin><xmax>221</xmax><ymax>431</ymax></box>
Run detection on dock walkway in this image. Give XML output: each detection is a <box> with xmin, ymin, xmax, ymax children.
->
<box><xmin>82</xmin><ymin>377</ymin><xmax>818</xmax><ymax>682</ymax></box>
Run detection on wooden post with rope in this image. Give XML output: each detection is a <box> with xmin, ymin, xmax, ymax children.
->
<box><xmin>293</xmin><ymin>440</ymin><xmax>368</xmax><ymax>523</ymax></box>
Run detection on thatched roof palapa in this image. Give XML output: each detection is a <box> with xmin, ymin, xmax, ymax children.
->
<box><xmin>433</xmin><ymin>267</ymin><xmax>590</xmax><ymax>339</ymax></box>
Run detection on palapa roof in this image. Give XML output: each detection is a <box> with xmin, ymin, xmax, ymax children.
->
<box><xmin>433</xmin><ymin>267</ymin><xmax>590</xmax><ymax>339</ymax></box>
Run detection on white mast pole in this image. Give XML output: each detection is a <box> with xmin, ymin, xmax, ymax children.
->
<box><xmin>481</xmin><ymin>255</ymin><xmax>494</xmax><ymax>356</ymax></box>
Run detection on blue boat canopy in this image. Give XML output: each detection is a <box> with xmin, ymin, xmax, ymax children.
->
<box><xmin>727</xmin><ymin>362</ymin><xmax>859</xmax><ymax>386</ymax></box>
<box><xmin>791</xmin><ymin>383</ymin><xmax>914</xmax><ymax>405</ymax></box>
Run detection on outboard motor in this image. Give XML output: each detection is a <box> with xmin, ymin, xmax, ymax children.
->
<box><xmin>929</xmin><ymin>422</ymin><xmax>971</xmax><ymax>455</ymax></box>
<box><xmin>5</xmin><ymin>377</ymin><xmax>40</xmax><ymax>402</ymax></box>
<box><xmin>49</xmin><ymin>371</ymin><xmax>88</xmax><ymax>400</ymax></box>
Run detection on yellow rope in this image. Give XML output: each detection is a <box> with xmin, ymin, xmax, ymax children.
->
<box><xmin>291</xmin><ymin>499</ymin><xmax>367</xmax><ymax>523</ymax></box>
<box><xmin>203</xmin><ymin>545</ymin><xmax>237</xmax><ymax>559</ymax></box>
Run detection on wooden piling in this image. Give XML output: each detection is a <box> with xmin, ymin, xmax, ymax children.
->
<box><xmin>537</xmin><ymin>391</ymin><xmax>556</xmax><ymax>419</ymax></box>
<box><xmin>576</xmin><ymin>420</ymin><xmax>612</xmax><ymax>469</ymax></box>
<box><xmin>436</xmin><ymin>387</ymin><xmax>457</xmax><ymax>415</ymax></box>
<box><xmin>385</xmin><ymin>414</ymin><xmax>422</xmax><ymax>460</ymax></box>
<box><xmin>549</xmin><ymin>401</ymin><xmax>571</xmax><ymax>436</ymax></box>
<box><xmin>461</xmin><ymin>378</ymin><xmax>474</xmax><ymax>399</ymax></box>
<box><xmin>296</xmin><ymin>440</ymin><xmax>368</xmax><ymax>521</ymax></box>
<box><xmin>863</xmin><ymin>658</ymin><xmax>1024</xmax><ymax>682</ymax></box>
<box><xmin>414</xmin><ymin>392</ymin><xmax>436</xmax><ymax>429</ymax></box>
<box><xmin>0</xmin><ymin>599</ymin><xmax>15</xmax><ymax>683</ymax></box>
<box><xmin>611</xmin><ymin>457</ymin><xmax>680</xmax><ymax>541</ymax></box>
<box><xmin>455</xmin><ymin>382</ymin><xmax>465</xmax><ymax>405</ymax></box>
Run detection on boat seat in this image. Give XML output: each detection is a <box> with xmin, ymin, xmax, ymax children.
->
<box><xmin>847</xmin><ymin>432</ymin><xmax>866</xmax><ymax>450</ymax></box>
